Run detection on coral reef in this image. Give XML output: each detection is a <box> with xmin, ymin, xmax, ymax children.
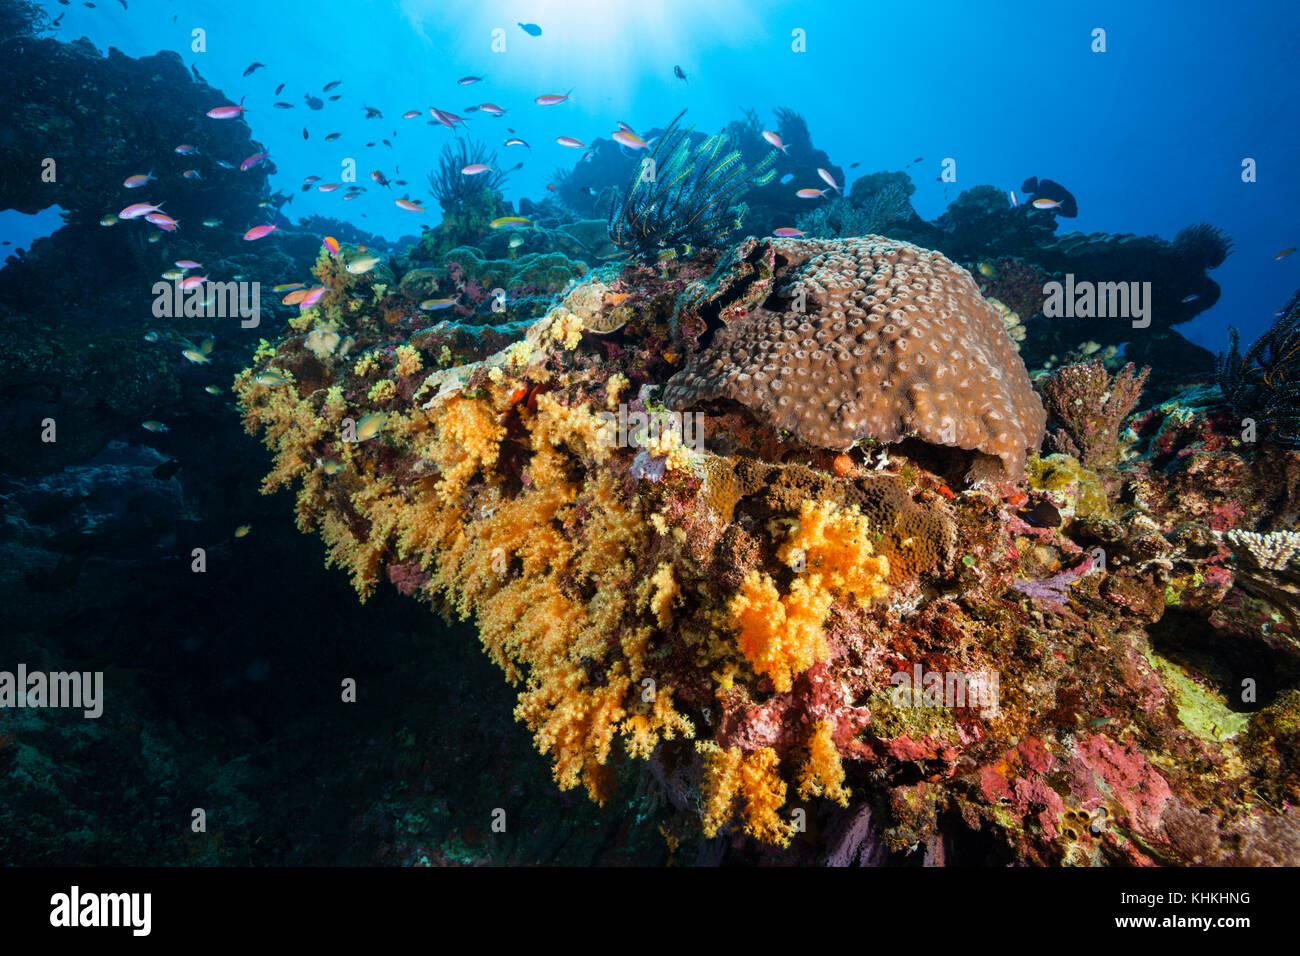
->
<box><xmin>234</xmin><ymin>227</ymin><xmax>1300</xmax><ymax>865</ymax></box>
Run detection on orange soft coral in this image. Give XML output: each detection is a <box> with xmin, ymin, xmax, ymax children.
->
<box><xmin>730</xmin><ymin>499</ymin><xmax>890</xmax><ymax>692</ymax></box>
<box><xmin>730</xmin><ymin>571</ymin><xmax>833</xmax><ymax>693</ymax></box>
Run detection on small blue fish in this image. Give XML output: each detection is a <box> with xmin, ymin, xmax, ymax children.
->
<box><xmin>1181</xmin><ymin>294</ymin><xmax>1200</xmax><ymax>304</ymax></box>
<box><xmin>518</xmin><ymin>21</ymin><xmax>542</xmax><ymax>36</ymax></box>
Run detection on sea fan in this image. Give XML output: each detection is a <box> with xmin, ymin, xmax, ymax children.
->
<box><xmin>427</xmin><ymin>138</ymin><xmax>510</xmax><ymax>212</ymax></box>
<box><xmin>607</xmin><ymin>110</ymin><xmax>776</xmax><ymax>261</ymax></box>
<box><xmin>1218</xmin><ymin>290</ymin><xmax>1300</xmax><ymax>446</ymax></box>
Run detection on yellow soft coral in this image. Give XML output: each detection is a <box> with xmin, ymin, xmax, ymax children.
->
<box><xmin>367</xmin><ymin>379</ymin><xmax>397</xmax><ymax>403</ymax></box>
<box><xmin>698</xmin><ymin>742</ymin><xmax>794</xmax><ymax>846</ymax></box>
<box><xmin>641</xmin><ymin>562</ymin><xmax>679</xmax><ymax>628</ymax></box>
<box><xmin>549</xmin><ymin>310</ymin><xmax>585</xmax><ymax>350</ymax></box>
<box><xmin>797</xmin><ymin>718</ymin><xmax>851</xmax><ymax>806</ymax></box>
<box><xmin>394</xmin><ymin>344</ymin><xmax>423</xmax><ymax>377</ymax></box>
<box><xmin>431</xmin><ymin>396</ymin><xmax>506</xmax><ymax>502</ymax></box>
<box><xmin>779</xmin><ymin>498</ymin><xmax>891</xmax><ymax>600</ymax></box>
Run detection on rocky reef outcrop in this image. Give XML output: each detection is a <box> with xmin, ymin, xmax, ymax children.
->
<box><xmin>235</xmin><ymin>232</ymin><xmax>1300</xmax><ymax>864</ymax></box>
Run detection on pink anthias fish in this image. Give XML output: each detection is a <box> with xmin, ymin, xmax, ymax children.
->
<box><xmin>461</xmin><ymin>164</ymin><xmax>491</xmax><ymax>175</ymax></box>
<box><xmin>182</xmin><ymin>169</ymin><xmax>202</xmax><ymax>180</ymax></box>
<box><xmin>175</xmin><ymin>259</ymin><xmax>202</xmax><ymax>269</ymax></box>
<box><xmin>243</xmin><ymin>218</ymin><xmax>281</xmax><ymax>241</ymax></box>
<box><xmin>1008</xmin><ymin>189</ymin><xmax>1019</xmax><ymax>208</ymax></box>
<box><xmin>761</xmin><ymin>130</ymin><xmax>787</xmax><ymax>153</ymax></box>
<box><xmin>323</xmin><ymin>236</ymin><xmax>340</xmax><ymax>257</ymax></box>
<box><xmin>556</xmin><ymin>136</ymin><xmax>585</xmax><ymax>149</ymax></box>
<box><xmin>773</xmin><ymin>228</ymin><xmax>806</xmax><ymax>238</ymax></box>
<box><xmin>174</xmin><ymin>144</ymin><xmax>199</xmax><ymax>155</ymax></box>
<box><xmin>796</xmin><ymin>188</ymin><xmax>828</xmax><ymax>199</ymax></box>
<box><xmin>146</xmin><ymin>212</ymin><xmax>180</xmax><ymax>231</ymax></box>
<box><xmin>535</xmin><ymin>92</ymin><xmax>571</xmax><ymax>106</ymax></box>
<box><xmin>240</xmin><ymin>151</ymin><xmax>268</xmax><ymax>172</ymax></box>
<box><xmin>612</xmin><ymin>130</ymin><xmax>648</xmax><ymax>149</ymax></box>
<box><xmin>617</xmin><ymin>121</ymin><xmax>635</xmax><ymax>133</ymax></box>
<box><xmin>206</xmin><ymin>97</ymin><xmax>248</xmax><ymax>120</ymax></box>
<box><xmin>816</xmin><ymin>168</ymin><xmax>839</xmax><ymax>192</ymax></box>
<box><xmin>120</xmin><ymin>201</ymin><xmax>165</xmax><ymax>219</ymax></box>
<box><xmin>428</xmin><ymin>107</ymin><xmax>466</xmax><ymax>129</ymax></box>
<box><xmin>1031</xmin><ymin>198</ymin><xmax>1061</xmax><ymax>210</ymax></box>
<box><xmin>299</xmin><ymin>286</ymin><xmax>326</xmax><ymax>310</ymax></box>
<box><xmin>318</xmin><ymin>183</ymin><xmax>342</xmax><ymax>192</ymax></box>
<box><xmin>303</xmin><ymin>175</ymin><xmax>322</xmax><ymax>184</ymax></box>
<box><xmin>180</xmin><ymin>274</ymin><xmax>208</xmax><ymax>290</ymax></box>
<box><xmin>477</xmin><ymin>103</ymin><xmax>507</xmax><ymax>116</ymax></box>
<box><xmin>123</xmin><ymin>171</ymin><xmax>155</xmax><ymax>188</ymax></box>
<box><xmin>402</xmin><ymin>110</ymin><xmax>421</xmax><ymax>120</ymax></box>
<box><xmin>395</xmin><ymin>199</ymin><xmax>424</xmax><ymax>212</ymax></box>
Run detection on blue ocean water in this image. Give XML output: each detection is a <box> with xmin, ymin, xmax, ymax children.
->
<box><xmin>10</xmin><ymin>0</ymin><xmax>1300</xmax><ymax>349</ymax></box>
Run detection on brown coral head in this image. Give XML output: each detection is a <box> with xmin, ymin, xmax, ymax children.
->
<box><xmin>663</xmin><ymin>236</ymin><xmax>1046</xmax><ymax>479</ymax></box>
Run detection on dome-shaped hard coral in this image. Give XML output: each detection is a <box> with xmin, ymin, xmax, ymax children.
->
<box><xmin>663</xmin><ymin>236</ymin><xmax>1046</xmax><ymax>479</ymax></box>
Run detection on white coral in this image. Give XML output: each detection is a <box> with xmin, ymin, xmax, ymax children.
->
<box><xmin>1221</xmin><ymin>529</ymin><xmax>1300</xmax><ymax>571</ymax></box>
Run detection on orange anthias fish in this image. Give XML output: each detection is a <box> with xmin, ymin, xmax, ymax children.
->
<box><xmin>796</xmin><ymin>188</ymin><xmax>827</xmax><ymax>199</ymax></box>
<box><xmin>612</xmin><ymin>130</ymin><xmax>647</xmax><ymax>149</ymax></box>
<box><xmin>556</xmin><ymin>136</ymin><xmax>585</xmax><ymax>149</ymax></box>
<box><xmin>761</xmin><ymin>130</ymin><xmax>787</xmax><ymax>152</ymax></box>
<box><xmin>395</xmin><ymin>199</ymin><xmax>424</xmax><ymax>213</ymax></box>
<box><xmin>461</xmin><ymin>164</ymin><xmax>491</xmax><ymax>175</ymax></box>
<box><xmin>123</xmin><ymin>171</ymin><xmax>154</xmax><ymax>188</ymax></box>
<box><xmin>817</xmin><ymin>168</ymin><xmax>839</xmax><ymax>192</ymax></box>
<box><xmin>535</xmin><ymin>92</ymin><xmax>571</xmax><ymax>106</ymax></box>
<box><xmin>323</xmin><ymin>236</ymin><xmax>340</xmax><ymax>256</ymax></box>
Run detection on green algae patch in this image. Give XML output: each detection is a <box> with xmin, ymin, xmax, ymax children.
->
<box><xmin>1027</xmin><ymin>453</ymin><xmax>1110</xmax><ymax>521</ymax></box>
<box><xmin>1142</xmin><ymin>646</ymin><xmax>1250</xmax><ymax>742</ymax></box>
